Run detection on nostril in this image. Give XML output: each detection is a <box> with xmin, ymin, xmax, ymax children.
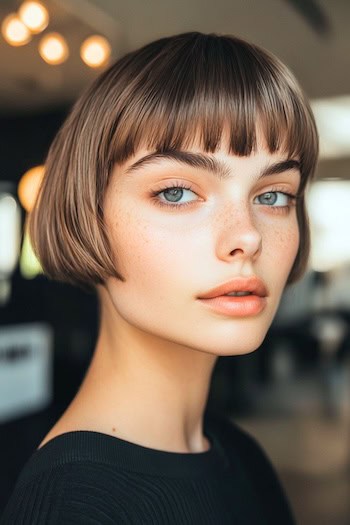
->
<box><xmin>230</xmin><ymin>248</ymin><xmax>244</xmax><ymax>256</ymax></box>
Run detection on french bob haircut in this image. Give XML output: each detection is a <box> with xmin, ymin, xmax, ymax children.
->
<box><xmin>29</xmin><ymin>31</ymin><xmax>319</xmax><ymax>293</ymax></box>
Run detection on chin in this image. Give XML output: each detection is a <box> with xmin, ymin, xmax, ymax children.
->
<box><xmin>187</xmin><ymin>326</ymin><xmax>270</xmax><ymax>357</ymax></box>
<box><xmin>216</xmin><ymin>339</ymin><xmax>266</xmax><ymax>357</ymax></box>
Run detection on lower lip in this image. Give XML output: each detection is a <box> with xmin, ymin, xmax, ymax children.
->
<box><xmin>197</xmin><ymin>295</ymin><xmax>267</xmax><ymax>317</ymax></box>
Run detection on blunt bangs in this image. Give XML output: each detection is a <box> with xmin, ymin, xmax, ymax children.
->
<box><xmin>102</xmin><ymin>33</ymin><xmax>318</xmax><ymax>192</ymax></box>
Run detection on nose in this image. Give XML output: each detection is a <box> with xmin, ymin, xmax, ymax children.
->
<box><xmin>215</xmin><ymin>202</ymin><xmax>262</xmax><ymax>262</ymax></box>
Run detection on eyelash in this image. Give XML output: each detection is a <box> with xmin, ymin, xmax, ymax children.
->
<box><xmin>150</xmin><ymin>182</ymin><xmax>298</xmax><ymax>214</ymax></box>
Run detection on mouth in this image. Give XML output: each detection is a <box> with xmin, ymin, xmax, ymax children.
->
<box><xmin>222</xmin><ymin>291</ymin><xmax>254</xmax><ymax>297</ymax></box>
<box><xmin>198</xmin><ymin>275</ymin><xmax>268</xmax><ymax>300</ymax></box>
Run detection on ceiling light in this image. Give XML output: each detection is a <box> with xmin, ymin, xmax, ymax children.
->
<box><xmin>80</xmin><ymin>35</ymin><xmax>111</xmax><ymax>68</ymax></box>
<box><xmin>1</xmin><ymin>13</ymin><xmax>32</xmax><ymax>46</ymax></box>
<box><xmin>306</xmin><ymin>180</ymin><xmax>350</xmax><ymax>271</ymax></box>
<box><xmin>38</xmin><ymin>32</ymin><xmax>69</xmax><ymax>65</ymax></box>
<box><xmin>311</xmin><ymin>95</ymin><xmax>350</xmax><ymax>159</ymax></box>
<box><xmin>18</xmin><ymin>165</ymin><xmax>45</xmax><ymax>213</ymax></box>
<box><xmin>18</xmin><ymin>1</ymin><xmax>49</xmax><ymax>34</ymax></box>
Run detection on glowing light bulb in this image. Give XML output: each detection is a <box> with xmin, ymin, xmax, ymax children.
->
<box><xmin>38</xmin><ymin>32</ymin><xmax>69</xmax><ymax>65</ymax></box>
<box><xmin>20</xmin><ymin>224</ymin><xmax>42</xmax><ymax>279</ymax></box>
<box><xmin>18</xmin><ymin>1</ymin><xmax>49</xmax><ymax>34</ymax></box>
<box><xmin>18</xmin><ymin>165</ymin><xmax>45</xmax><ymax>213</ymax></box>
<box><xmin>80</xmin><ymin>35</ymin><xmax>111</xmax><ymax>68</ymax></box>
<box><xmin>1</xmin><ymin>13</ymin><xmax>32</xmax><ymax>46</ymax></box>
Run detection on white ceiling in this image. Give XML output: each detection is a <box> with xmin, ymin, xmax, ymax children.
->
<box><xmin>1</xmin><ymin>0</ymin><xmax>349</xmax><ymax>177</ymax></box>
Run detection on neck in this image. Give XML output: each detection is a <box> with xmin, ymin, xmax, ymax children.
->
<box><xmin>59</xmin><ymin>287</ymin><xmax>218</xmax><ymax>454</ymax></box>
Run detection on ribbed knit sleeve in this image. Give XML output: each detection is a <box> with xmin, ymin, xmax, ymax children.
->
<box><xmin>1</xmin><ymin>463</ymin><xmax>133</xmax><ymax>524</ymax></box>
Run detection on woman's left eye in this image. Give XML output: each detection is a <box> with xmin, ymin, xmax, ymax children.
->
<box><xmin>254</xmin><ymin>191</ymin><xmax>296</xmax><ymax>207</ymax></box>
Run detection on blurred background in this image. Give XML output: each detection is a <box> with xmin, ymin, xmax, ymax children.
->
<box><xmin>0</xmin><ymin>1</ymin><xmax>350</xmax><ymax>523</ymax></box>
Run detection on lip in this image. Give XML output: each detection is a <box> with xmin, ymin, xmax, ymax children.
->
<box><xmin>198</xmin><ymin>295</ymin><xmax>267</xmax><ymax>317</ymax></box>
<box><xmin>197</xmin><ymin>275</ymin><xmax>268</xmax><ymax>299</ymax></box>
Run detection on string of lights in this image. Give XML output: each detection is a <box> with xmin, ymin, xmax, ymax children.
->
<box><xmin>1</xmin><ymin>1</ymin><xmax>111</xmax><ymax>67</ymax></box>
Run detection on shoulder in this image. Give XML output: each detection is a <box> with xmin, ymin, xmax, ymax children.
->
<box><xmin>206</xmin><ymin>412</ymin><xmax>296</xmax><ymax>525</ymax></box>
<box><xmin>1</xmin><ymin>451</ymin><xmax>129</xmax><ymax>524</ymax></box>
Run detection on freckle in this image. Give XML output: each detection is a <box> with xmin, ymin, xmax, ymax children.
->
<box><xmin>112</xmin><ymin>427</ymin><xmax>116</xmax><ymax>432</ymax></box>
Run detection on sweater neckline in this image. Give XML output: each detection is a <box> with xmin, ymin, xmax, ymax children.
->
<box><xmin>24</xmin><ymin>416</ymin><xmax>231</xmax><ymax>479</ymax></box>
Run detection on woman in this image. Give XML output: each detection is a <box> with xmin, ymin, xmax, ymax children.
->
<box><xmin>1</xmin><ymin>31</ymin><xmax>318</xmax><ymax>524</ymax></box>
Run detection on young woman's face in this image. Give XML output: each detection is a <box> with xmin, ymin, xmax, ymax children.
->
<box><xmin>103</xmin><ymin>132</ymin><xmax>301</xmax><ymax>356</ymax></box>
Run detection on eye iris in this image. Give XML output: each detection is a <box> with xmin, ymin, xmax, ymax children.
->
<box><xmin>261</xmin><ymin>192</ymin><xmax>277</xmax><ymax>205</ymax></box>
<box><xmin>164</xmin><ymin>188</ymin><xmax>183</xmax><ymax>202</ymax></box>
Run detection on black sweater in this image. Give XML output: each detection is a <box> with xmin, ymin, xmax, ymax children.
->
<box><xmin>0</xmin><ymin>413</ymin><xmax>295</xmax><ymax>524</ymax></box>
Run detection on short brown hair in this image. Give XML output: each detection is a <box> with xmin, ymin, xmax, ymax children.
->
<box><xmin>29</xmin><ymin>31</ymin><xmax>319</xmax><ymax>293</ymax></box>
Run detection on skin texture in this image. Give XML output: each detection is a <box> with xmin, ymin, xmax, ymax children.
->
<box><xmin>38</xmin><ymin>130</ymin><xmax>301</xmax><ymax>454</ymax></box>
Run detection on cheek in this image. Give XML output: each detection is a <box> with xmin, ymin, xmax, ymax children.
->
<box><xmin>285</xmin><ymin>219</ymin><xmax>300</xmax><ymax>260</ymax></box>
<box><xmin>107</xmin><ymin>207</ymin><xmax>190</xmax><ymax>295</ymax></box>
<box><xmin>264</xmin><ymin>219</ymin><xmax>300</xmax><ymax>277</ymax></box>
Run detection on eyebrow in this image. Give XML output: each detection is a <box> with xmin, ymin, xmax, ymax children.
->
<box><xmin>124</xmin><ymin>150</ymin><xmax>301</xmax><ymax>180</ymax></box>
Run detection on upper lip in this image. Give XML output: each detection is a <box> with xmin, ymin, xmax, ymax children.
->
<box><xmin>198</xmin><ymin>276</ymin><xmax>268</xmax><ymax>299</ymax></box>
